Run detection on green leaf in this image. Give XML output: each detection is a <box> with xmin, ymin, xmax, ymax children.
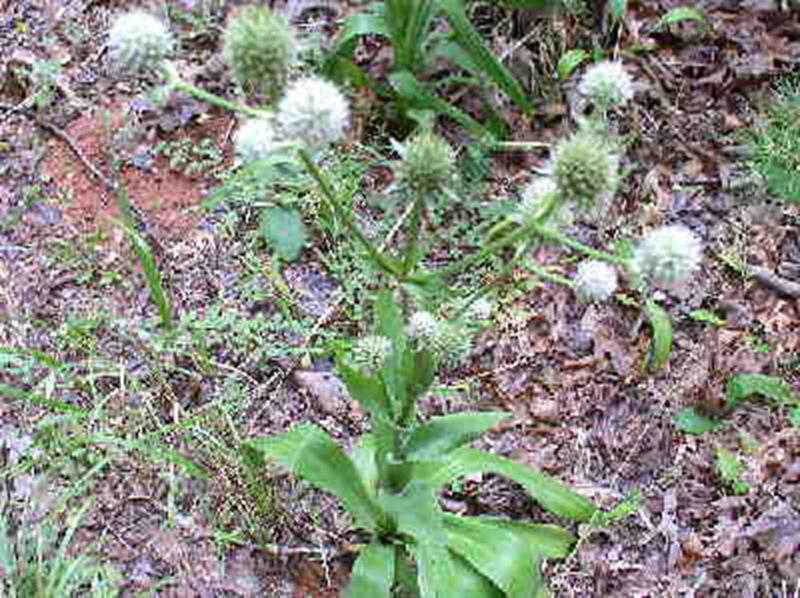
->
<box><xmin>401</xmin><ymin>348</ymin><xmax>437</xmax><ymax>408</ymax></box>
<box><xmin>673</xmin><ymin>407</ymin><xmax>724</xmax><ymax>435</ymax></box>
<box><xmin>344</xmin><ymin>542</ymin><xmax>395</xmax><ymax>598</ymax></box>
<box><xmin>244</xmin><ymin>424</ymin><xmax>384</xmax><ymax>531</ymax></box>
<box><xmin>472</xmin><ymin>516</ymin><xmax>576</xmax><ymax>559</ymax></box>
<box><xmin>644</xmin><ymin>300</ymin><xmax>672</xmax><ymax>371</ymax></box>
<box><xmin>715</xmin><ymin>447</ymin><xmax>750</xmax><ymax>494</ymax></box>
<box><xmin>0</xmin><ymin>383</ymin><xmax>88</xmax><ymax>415</ymax></box>
<box><xmin>434</xmin><ymin>0</ymin><xmax>533</xmax><ymax>114</ymax></box>
<box><xmin>375</xmin><ymin>290</ymin><xmax>405</xmax><ymax>344</ymax></box>
<box><xmin>339</xmin><ymin>363</ymin><xmax>393</xmax><ymax>420</ymax></box>
<box><xmin>350</xmin><ymin>434</ymin><xmax>380</xmax><ymax>495</ymax></box>
<box><xmin>381</xmin><ymin>480</ymin><xmax>446</xmax><ymax>544</ymax></box>
<box><xmin>688</xmin><ymin>309</ymin><xmax>725</xmax><ymax>327</ymax></box>
<box><xmin>390</xmin><ymin>71</ymin><xmax>492</xmax><ymax>139</ymax></box>
<box><xmin>261</xmin><ymin>206</ymin><xmax>307</xmax><ymax>261</ymax></box>
<box><xmin>656</xmin><ymin>6</ymin><xmax>706</xmax><ymax>29</ymax></box>
<box><xmin>116</xmin><ymin>217</ymin><xmax>172</xmax><ymax>330</ymax></box>
<box><xmin>557</xmin><ymin>49</ymin><xmax>588</xmax><ymax>80</ymax></box>
<box><xmin>609</xmin><ymin>0</ymin><xmax>628</xmax><ymax>20</ymax></box>
<box><xmin>412</xmin><ymin>541</ymin><xmax>458</xmax><ymax>598</ymax></box>
<box><xmin>425</xmin><ymin>447</ymin><xmax>597</xmax><ymax>521</ymax></box>
<box><xmin>443</xmin><ymin>514</ymin><xmax>541</xmax><ymax>598</ymax></box>
<box><xmin>405</xmin><ymin>412</ymin><xmax>510</xmax><ymax>461</ymax></box>
<box><xmin>726</xmin><ymin>373</ymin><xmax>798</xmax><ymax>410</ymax></box>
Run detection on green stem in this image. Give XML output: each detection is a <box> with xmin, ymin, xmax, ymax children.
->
<box><xmin>489</xmin><ymin>140</ymin><xmax>552</xmax><ymax>152</ymax></box>
<box><xmin>298</xmin><ymin>149</ymin><xmax>403</xmax><ymax>278</ymax></box>
<box><xmin>171</xmin><ymin>80</ymin><xmax>265</xmax><ymax>118</ymax></box>
<box><xmin>402</xmin><ymin>194</ymin><xmax>425</xmax><ymax>274</ymax></box>
<box><xmin>534</xmin><ymin>226</ymin><xmax>626</xmax><ymax>265</ymax></box>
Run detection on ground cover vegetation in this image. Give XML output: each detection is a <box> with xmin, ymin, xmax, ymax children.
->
<box><xmin>1</xmin><ymin>0</ymin><xmax>799</xmax><ymax>595</ymax></box>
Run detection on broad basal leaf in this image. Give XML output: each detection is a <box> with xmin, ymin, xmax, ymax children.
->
<box><xmin>425</xmin><ymin>448</ymin><xmax>597</xmax><ymax>522</ymax></box>
<box><xmin>344</xmin><ymin>541</ymin><xmax>395</xmax><ymax>598</ymax></box>
<box><xmin>405</xmin><ymin>412</ymin><xmax>510</xmax><ymax>461</ymax></box>
<box><xmin>471</xmin><ymin>516</ymin><xmax>576</xmax><ymax>559</ymax></box>
<box><xmin>261</xmin><ymin>206</ymin><xmax>307</xmax><ymax>261</ymax></box>
<box><xmin>244</xmin><ymin>424</ymin><xmax>384</xmax><ymax>531</ymax></box>
<box><xmin>673</xmin><ymin>407</ymin><xmax>724</xmax><ymax>435</ymax></box>
<box><xmin>443</xmin><ymin>514</ymin><xmax>541</xmax><ymax>598</ymax></box>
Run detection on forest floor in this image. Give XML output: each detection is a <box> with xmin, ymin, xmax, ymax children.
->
<box><xmin>1</xmin><ymin>0</ymin><xmax>800</xmax><ymax>596</ymax></box>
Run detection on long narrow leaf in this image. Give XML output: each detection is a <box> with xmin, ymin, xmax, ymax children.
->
<box><xmin>390</xmin><ymin>71</ymin><xmax>492</xmax><ymax>139</ymax></box>
<box><xmin>344</xmin><ymin>542</ymin><xmax>396</xmax><ymax>598</ymax></box>
<box><xmin>405</xmin><ymin>412</ymin><xmax>509</xmax><ymax>461</ymax></box>
<box><xmin>425</xmin><ymin>447</ymin><xmax>597</xmax><ymax>521</ymax></box>
<box><xmin>443</xmin><ymin>514</ymin><xmax>541</xmax><ymax>598</ymax></box>
<box><xmin>434</xmin><ymin>0</ymin><xmax>533</xmax><ymax>113</ymax></box>
<box><xmin>245</xmin><ymin>424</ymin><xmax>384</xmax><ymax>531</ymax></box>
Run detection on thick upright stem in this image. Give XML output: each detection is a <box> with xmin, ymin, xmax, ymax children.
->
<box><xmin>298</xmin><ymin>149</ymin><xmax>403</xmax><ymax>279</ymax></box>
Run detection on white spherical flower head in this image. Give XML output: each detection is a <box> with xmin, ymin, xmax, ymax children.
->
<box><xmin>516</xmin><ymin>177</ymin><xmax>558</xmax><ymax>224</ymax></box>
<box><xmin>465</xmin><ymin>297</ymin><xmax>493</xmax><ymax>321</ymax></box>
<box><xmin>578</xmin><ymin>61</ymin><xmax>634</xmax><ymax>108</ymax></box>
<box><xmin>632</xmin><ymin>225</ymin><xmax>703</xmax><ymax>290</ymax></box>
<box><xmin>234</xmin><ymin>116</ymin><xmax>286</xmax><ymax>164</ymax></box>
<box><xmin>407</xmin><ymin>311</ymin><xmax>440</xmax><ymax>342</ymax></box>
<box><xmin>277</xmin><ymin>77</ymin><xmax>349</xmax><ymax>153</ymax></box>
<box><xmin>574</xmin><ymin>260</ymin><xmax>618</xmax><ymax>303</ymax></box>
<box><xmin>109</xmin><ymin>11</ymin><xmax>173</xmax><ymax>73</ymax></box>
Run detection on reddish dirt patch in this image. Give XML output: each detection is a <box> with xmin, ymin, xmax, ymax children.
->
<box><xmin>40</xmin><ymin>101</ymin><xmax>233</xmax><ymax>242</ymax></box>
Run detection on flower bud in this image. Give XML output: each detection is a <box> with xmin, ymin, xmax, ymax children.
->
<box><xmin>632</xmin><ymin>225</ymin><xmax>703</xmax><ymax>290</ymax></box>
<box><xmin>574</xmin><ymin>260</ymin><xmax>618</xmax><ymax>302</ymax></box>
<box><xmin>351</xmin><ymin>335</ymin><xmax>393</xmax><ymax>372</ymax></box>
<box><xmin>277</xmin><ymin>77</ymin><xmax>349</xmax><ymax>153</ymax></box>
<box><xmin>579</xmin><ymin>61</ymin><xmax>634</xmax><ymax>109</ymax></box>
<box><xmin>223</xmin><ymin>6</ymin><xmax>295</xmax><ymax>99</ymax></box>
<box><xmin>109</xmin><ymin>11</ymin><xmax>173</xmax><ymax>73</ymax></box>
<box><xmin>396</xmin><ymin>132</ymin><xmax>456</xmax><ymax>195</ymax></box>
<box><xmin>552</xmin><ymin>130</ymin><xmax>619</xmax><ymax>214</ymax></box>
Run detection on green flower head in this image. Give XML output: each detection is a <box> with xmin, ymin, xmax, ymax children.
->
<box><xmin>578</xmin><ymin>61</ymin><xmax>635</xmax><ymax>109</ymax></box>
<box><xmin>109</xmin><ymin>11</ymin><xmax>173</xmax><ymax>73</ymax></box>
<box><xmin>223</xmin><ymin>5</ymin><xmax>296</xmax><ymax>99</ymax></box>
<box><xmin>552</xmin><ymin>130</ymin><xmax>619</xmax><ymax>215</ymax></box>
<box><xmin>396</xmin><ymin>132</ymin><xmax>456</xmax><ymax>195</ymax></box>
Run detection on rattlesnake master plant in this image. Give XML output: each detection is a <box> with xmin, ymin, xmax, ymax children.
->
<box><xmin>223</xmin><ymin>5</ymin><xmax>296</xmax><ymax>99</ymax></box>
<box><xmin>108</xmin><ymin>11</ymin><xmax>173</xmax><ymax>74</ymax></box>
<box><xmin>233</xmin><ymin>115</ymin><xmax>283</xmax><ymax>163</ymax></box>
<box><xmin>244</xmin><ymin>292</ymin><xmax>598</xmax><ymax>598</ymax></box>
